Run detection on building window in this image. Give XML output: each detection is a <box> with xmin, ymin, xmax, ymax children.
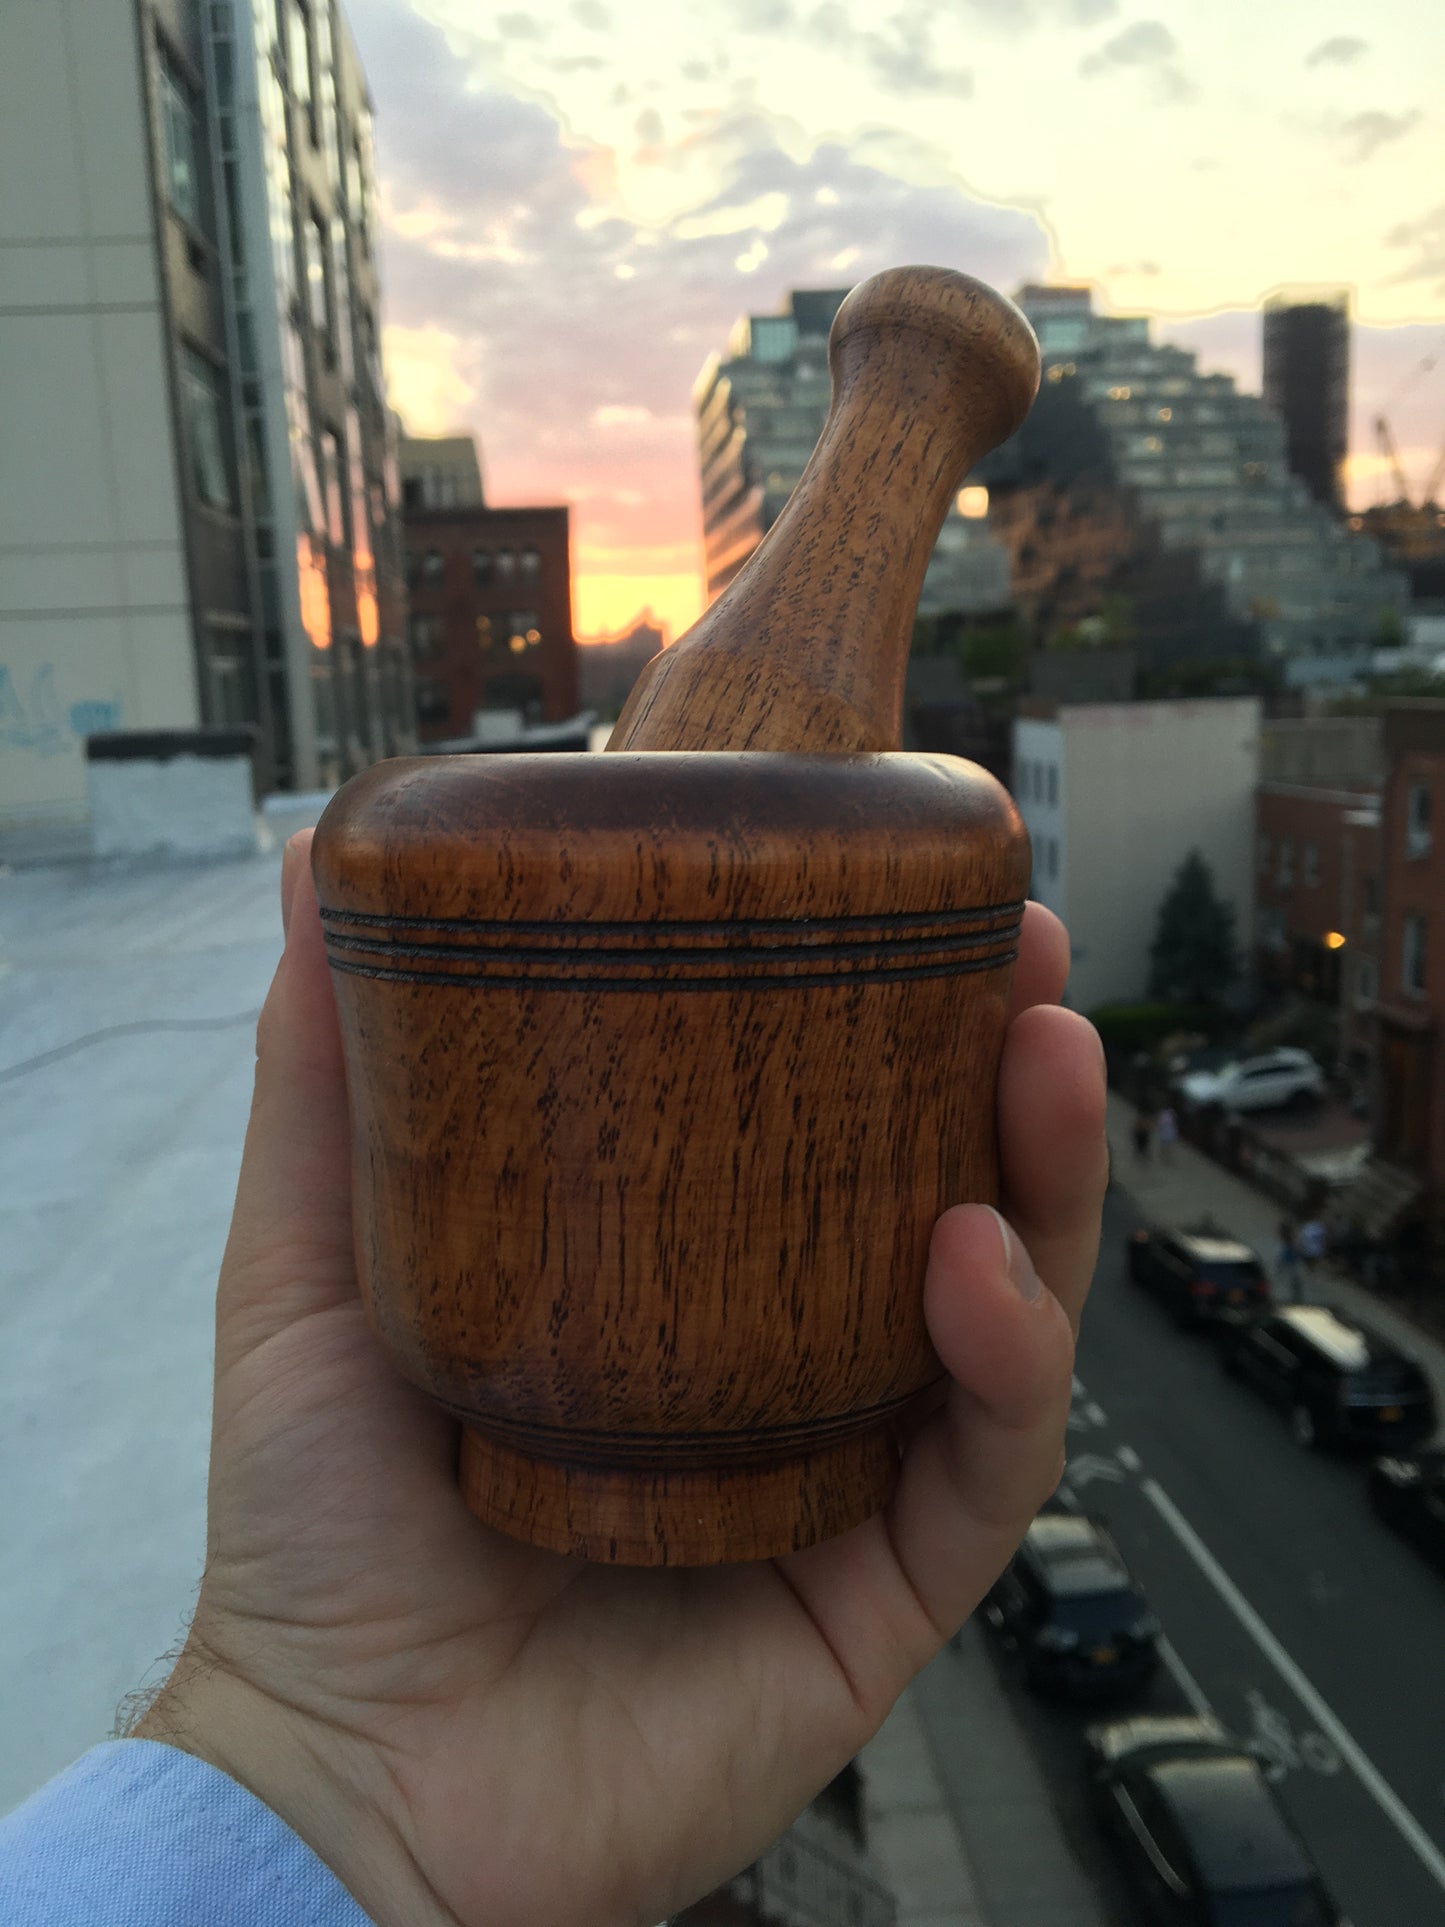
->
<box><xmin>519</xmin><ymin>546</ymin><xmax>541</xmax><ymax>579</ymax></box>
<box><xmin>319</xmin><ymin>428</ymin><xmax>345</xmax><ymax>547</ymax></box>
<box><xmin>1258</xmin><ymin>905</ymin><xmax>1287</xmax><ymax>951</ymax></box>
<box><xmin>1046</xmin><ymin>765</ymin><xmax>1058</xmax><ymax>809</ymax></box>
<box><xmin>1355</xmin><ymin>955</ymin><xmax>1378</xmax><ymax>1006</ymax></box>
<box><xmin>408</xmin><ymin>613</ymin><xmax>443</xmax><ymax>657</ymax></box>
<box><xmin>1406</xmin><ymin>780</ymin><xmax>1432</xmax><ymax>859</ymax></box>
<box><xmin>473</xmin><ymin>549</ymin><xmax>493</xmax><ymax>585</ymax></box>
<box><xmin>287</xmin><ymin>0</ymin><xmax>317</xmax><ymax>141</ymax></box>
<box><xmin>496</xmin><ymin>550</ymin><xmax>517</xmax><ymax>581</ymax></box>
<box><xmin>414</xmin><ymin>679</ymin><xmax>450</xmax><ymax>724</ymax></box>
<box><xmin>505</xmin><ymin>612</ymin><xmax>541</xmax><ymax>654</ymax></box>
<box><xmin>475</xmin><ymin>614</ymin><xmax>493</xmax><ymax>649</ymax></box>
<box><xmin>1303</xmin><ymin>840</ymin><xmax>1319</xmax><ymax>888</ymax></box>
<box><xmin>158</xmin><ymin>48</ymin><xmax>200</xmax><ymax>227</ymax></box>
<box><xmin>180</xmin><ymin>348</ymin><xmax>232</xmax><ymax>510</ymax></box>
<box><xmin>305</xmin><ymin>209</ymin><xmax>330</xmax><ymax>340</ymax></box>
<box><xmin>1046</xmin><ymin>837</ymin><xmax>1058</xmax><ymax>879</ymax></box>
<box><xmin>1258</xmin><ymin>832</ymin><xmax>1272</xmax><ymax>875</ymax></box>
<box><xmin>1362</xmin><ymin>873</ymin><xmax>1380</xmax><ymax>938</ymax></box>
<box><xmin>1403</xmin><ymin>914</ymin><xmax>1427</xmax><ymax>996</ymax></box>
<box><xmin>422</xmin><ymin>549</ymin><xmax>444</xmax><ymax>586</ymax></box>
<box><xmin>1277</xmin><ymin>838</ymin><xmax>1294</xmax><ymax>889</ymax></box>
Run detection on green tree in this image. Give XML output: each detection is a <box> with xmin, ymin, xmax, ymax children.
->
<box><xmin>1148</xmin><ymin>850</ymin><xmax>1238</xmax><ymax>1006</ymax></box>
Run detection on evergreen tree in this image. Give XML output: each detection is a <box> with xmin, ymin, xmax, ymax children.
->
<box><xmin>1148</xmin><ymin>850</ymin><xmax>1237</xmax><ymax>1006</ymax></box>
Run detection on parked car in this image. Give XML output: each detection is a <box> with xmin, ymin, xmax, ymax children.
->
<box><xmin>1217</xmin><ymin>1303</ymin><xmax>1437</xmax><ymax>1450</ymax></box>
<box><xmin>1086</xmin><ymin>1714</ymin><xmax>1346</xmax><ymax>1925</ymax></box>
<box><xmin>1178</xmin><ymin>1048</ymin><xmax>1326</xmax><ymax>1115</ymax></box>
<box><xmin>1128</xmin><ymin>1224</ymin><xmax>1270</xmax><ymax>1325</ymax></box>
<box><xmin>982</xmin><ymin>1512</ymin><xmax>1159</xmax><ymax>1698</ymax></box>
<box><xmin>1369</xmin><ymin>1448</ymin><xmax>1445</xmax><ymax>1573</ymax></box>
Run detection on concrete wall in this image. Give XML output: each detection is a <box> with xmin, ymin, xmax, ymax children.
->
<box><xmin>1016</xmin><ymin>701</ymin><xmax>1260</xmax><ymax>1012</ymax></box>
<box><xmin>0</xmin><ymin>0</ymin><xmax>198</xmax><ymax>831</ymax></box>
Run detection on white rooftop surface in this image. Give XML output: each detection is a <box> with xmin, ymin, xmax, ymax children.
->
<box><xmin>0</xmin><ymin>831</ymin><xmax>304</xmax><ymax>1814</ymax></box>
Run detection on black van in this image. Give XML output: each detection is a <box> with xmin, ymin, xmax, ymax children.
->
<box><xmin>1218</xmin><ymin>1302</ymin><xmax>1436</xmax><ymax>1450</ymax></box>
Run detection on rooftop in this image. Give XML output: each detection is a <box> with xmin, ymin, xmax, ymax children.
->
<box><xmin>0</xmin><ymin>822</ymin><xmax>310</xmax><ymax>1812</ymax></box>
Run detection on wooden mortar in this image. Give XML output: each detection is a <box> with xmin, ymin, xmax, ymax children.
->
<box><xmin>312</xmin><ymin>266</ymin><xmax>1039</xmax><ymax>1564</ymax></box>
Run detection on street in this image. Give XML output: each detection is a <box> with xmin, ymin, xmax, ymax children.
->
<box><xmin>954</xmin><ymin>1183</ymin><xmax>1445</xmax><ymax>1927</ymax></box>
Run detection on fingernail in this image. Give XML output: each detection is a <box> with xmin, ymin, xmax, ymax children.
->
<box><xmin>280</xmin><ymin>838</ymin><xmax>301</xmax><ymax>942</ymax></box>
<box><xmin>985</xmin><ymin>1205</ymin><xmax>1043</xmax><ymax>1303</ymax></box>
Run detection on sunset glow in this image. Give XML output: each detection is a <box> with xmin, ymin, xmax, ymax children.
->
<box><xmin>353</xmin><ymin>0</ymin><xmax>1445</xmax><ymax>644</ymax></box>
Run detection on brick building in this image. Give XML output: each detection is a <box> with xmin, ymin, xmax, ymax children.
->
<box><xmin>1254</xmin><ymin>717</ymin><xmax>1383</xmax><ymax>1072</ymax></box>
<box><xmin>1374</xmin><ymin>704</ymin><xmax>1445</xmax><ymax>1223</ymax></box>
<box><xmin>403</xmin><ymin>504</ymin><xmax>578</xmax><ymax>742</ymax></box>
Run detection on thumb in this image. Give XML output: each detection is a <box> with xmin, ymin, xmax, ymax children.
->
<box><xmin>217</xmin><ymin>830</ymin><xmax>357</xmax><ymax>1353</ymax></box>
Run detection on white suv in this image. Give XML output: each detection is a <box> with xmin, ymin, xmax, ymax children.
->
<box><xmin>1178</xmin><ymin>1048</ymin><xmax>1326</xmax><ymax>1114</ymax></box>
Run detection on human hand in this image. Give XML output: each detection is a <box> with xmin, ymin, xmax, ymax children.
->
<box><xmin>136</xmin><ymin>831</ymin><xmax>1106</xmax><ymax>1927</ymax></box>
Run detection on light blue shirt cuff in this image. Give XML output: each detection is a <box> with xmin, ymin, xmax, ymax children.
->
<box><xmin>0</xmin><ymin>1739</ymin><xmax>376</xmax><ymax>1925</ymax></box>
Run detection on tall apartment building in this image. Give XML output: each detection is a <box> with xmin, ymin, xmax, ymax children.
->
<box><xmin>694</xmin><ymin>288</ymin><xmax>1012</xmax><ymax>613</ymax></box>
<box><xmin>0</xmin><ymin>0</ymin><xmax>411</xmax><ymax>831</ymax></box>
<box><xmin>1263</xmin><ymin>290</ymin><xmax>1350</xmax><ymax>514</ymax></box>
<box><xmin>981</xmin><ymin>287</ymin><xmax>1403</xmax><ymax>688</ymax></box>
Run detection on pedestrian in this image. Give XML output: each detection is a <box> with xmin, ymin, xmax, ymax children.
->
<box><xmin>1297</xmin><ymin>1211</ymin><xmax>1327</xmax><ymax>1287</ymax></box>
<box><xmin>1131</xmin><ymin>1105</ymin><xmax>1154</xmax><ymax>1163</ymax></box>
<box><xmin>1276</xmin><ymin>1218</ymin><xmax>1304</xmax><ymax>1303</ymax></box>
<box><xmin>1155</xmin><ymin>1103</ymin><xmax>1178</xmax><ymax>1165</ymax></box>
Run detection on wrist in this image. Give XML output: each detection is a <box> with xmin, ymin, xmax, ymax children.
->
<box><xmin>133</xmin><ymin>1639</ymin><xmax>454</xmax><ymax>1927</ymax></box>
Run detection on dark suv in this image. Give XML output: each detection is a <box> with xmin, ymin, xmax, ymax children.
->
<box><xmin>1128</xmin><ymin>1224</ymin><xmax>1270</xmax><ymax>1326</ymax></box>
<box><xmin>1218</xmin><ymin>1303</ymin><xmax>1437</xmax><ymax>1450</ymax></box>
<box><xmin>983</xmin><ymin>1512</ymin><xmax>1159</xmax><ymax>1698</ymax></box>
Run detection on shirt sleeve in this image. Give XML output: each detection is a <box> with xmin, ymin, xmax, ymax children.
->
<box><xmin>0</xmin><ymin>1740</ymin><xmax>376</xmax><ymax>1926</ymax></box>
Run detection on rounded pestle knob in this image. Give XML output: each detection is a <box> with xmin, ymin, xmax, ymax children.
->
<box><xmin>608</xmin><ymin>266</ymin><xmax>1040</xmax><ymax>754</ymax></box>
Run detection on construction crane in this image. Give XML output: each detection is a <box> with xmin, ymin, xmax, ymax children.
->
<box><xmin>1373</xmin><ymin>351</ymin><xmax>1441</xmax><ymax>507</ymax></box>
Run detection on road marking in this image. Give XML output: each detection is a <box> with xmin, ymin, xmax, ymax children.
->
<box><xmin>1064</xmin><ymin>1451</ymin><xmax>1126</xmax><ymax>1489</ymax></box>
<box><xmin>1144</xmin><ymin>1477</ymin><xmax>1445</xmax><ymax>1893</ymax></box>
<box><xmin>1116</xmin><ymin>1444</ymin><xmax>1142</xmax><ymax>1472</ymax></box>
<box><xmin>1084</xmin><ymin>1400</ymin><xmax>1108</xmax><ymax>1427</ymax></box>
<box><xmin>1158</xmin><ymin>1635</ymin><xmax>1213</xmax><ymax>1717</ymax></box>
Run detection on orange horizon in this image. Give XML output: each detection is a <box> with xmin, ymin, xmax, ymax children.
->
<box><xmin>573</xmin><ymin>570</ymin><xmax>705</xmax><ymax>647</ymax></box>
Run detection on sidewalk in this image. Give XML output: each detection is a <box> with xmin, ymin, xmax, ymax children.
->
<box><xmin>1107</xmin><ymin>1091</ymin><xmax>1445</xmax><ymax>1415</ymax></box>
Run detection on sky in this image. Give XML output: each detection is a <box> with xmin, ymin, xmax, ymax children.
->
<box><xmin>345</xmin><ymin>0</ymin><xmax>1445</xmax><ymax>641</ymax></box>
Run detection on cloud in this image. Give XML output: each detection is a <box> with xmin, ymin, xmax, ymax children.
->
<box><xmin>1078</xmin><ymin>20</ymin><xmax>1194</xmax><ymax>101</ymax></box>
<box><xmin>1340</xmin><ymin>109</ymin><xmax>1421</xmax><ymax>162</ymax></box>
<box><xmin>497</xmin><ymin>11</ymin><xmax>544</xmax><ymax>38</ymax></box>
<box><xmin>571</xmin><ymin>0</ymin><xmax>609</xmax><ymax>24</ymax></box>
<box><xmin>794</xmin><ymin>2</ymin><xmax>972</xmax><ymax>95</ymax></box>
<box><xmin>1383</xmin><ymin>200</ymin><xmax>1445</xmax><ymax>293</ymax></box>
<box><xmin>1105</xmin><ymin>259</ymin><xmax>1161</xmax><ymax>278</ymax></box>
<box><xmin>345</xmin><ymin>0</ymin><xmax>1047</xmax><ymax>574</ymax></box>
<box><xmin>1305</xmin><ymin>34</ymin><xmax>1366</xmax><ymax>68</ymax></box>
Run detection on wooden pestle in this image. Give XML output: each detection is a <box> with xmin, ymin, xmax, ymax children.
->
<box><xmin>312</xmin><ymin>266</ymin><xmax>1041</xmax><ymax>1565</ymax></box>
<box><xmin>609</xmin><ymin>266</ymin><xmax>1040</xmax><ymax>754</ymax></box>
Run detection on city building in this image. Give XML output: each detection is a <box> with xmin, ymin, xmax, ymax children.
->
<box><xmin>401</xmin><ymin>438</ymin><xmax>578</xmax><ymax>741</ymax></box>
<box><xmin>693</xmin><ymin>288</ymin><xmax>1014</xmax><ymax>612</ymax></box>
<box><xmin>1254</xmin><ymin>716</ymin><xmax>1383</xmax><ymax>1073</ymax></box>
<box><xmin>576</xmin><ymin>612</ymin><xmax>666</xmax><ymax>721</ymax></box>
<box><xmin>1</xmin><ymin>0</ymin><xmax>410</xmax><ymax>834</ymax></box>
<box><xmin>1262</xmin><ymin>289</ymin><xmax>1350</xmax><ymax>513</ymax></box>
<box><xmin>980</xmin><ymin>287</ymin><xmax>1405</xmax><ymax>691</ymax></box>
<box><xmin>1374</xmin><ymin>703</ymin><xmax>1445</xmax><ymax>1239</ymax></box>
<box><xmin>398</xmin><ymin>432</ymin><xmax>486</xmax><ymax>511</ymax></box>
<box><xmin>1012</xmin><ymin>698</ymin><xmax>1260</xmax><ymax>1013</ymax></box>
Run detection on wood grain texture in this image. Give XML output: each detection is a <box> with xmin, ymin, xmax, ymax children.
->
<box><xmin>608</xmin><ymin>266</ymin><xmax>1039</xmax><ymax>754</ymax></box>
<box><xmin>312</xmin><ymin>266</ymin><xmax>1039</xmax><ymax>1564</ymax></box>
<box><xmin>313</xmin><ymin>755</ymin><xmax>1028</xmax><ymax>1562</ymax></box>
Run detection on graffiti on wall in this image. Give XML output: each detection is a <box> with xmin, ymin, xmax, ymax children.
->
<box><xmin>0</xmin><ymin>665</ymin><xmax>122</xmax><ymax>757</ymax></box>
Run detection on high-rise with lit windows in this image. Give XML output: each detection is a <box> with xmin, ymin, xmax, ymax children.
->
<box><xmin>0</xmin><ymin>0</ymin><xmax>411</xmax><ymax>832</ymax></box>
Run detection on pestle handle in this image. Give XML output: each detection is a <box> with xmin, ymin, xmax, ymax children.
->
<box><xmin>608</xmin><ymin>266</ymin><xmax>1040</xmax><ymax>754</ymax></box>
